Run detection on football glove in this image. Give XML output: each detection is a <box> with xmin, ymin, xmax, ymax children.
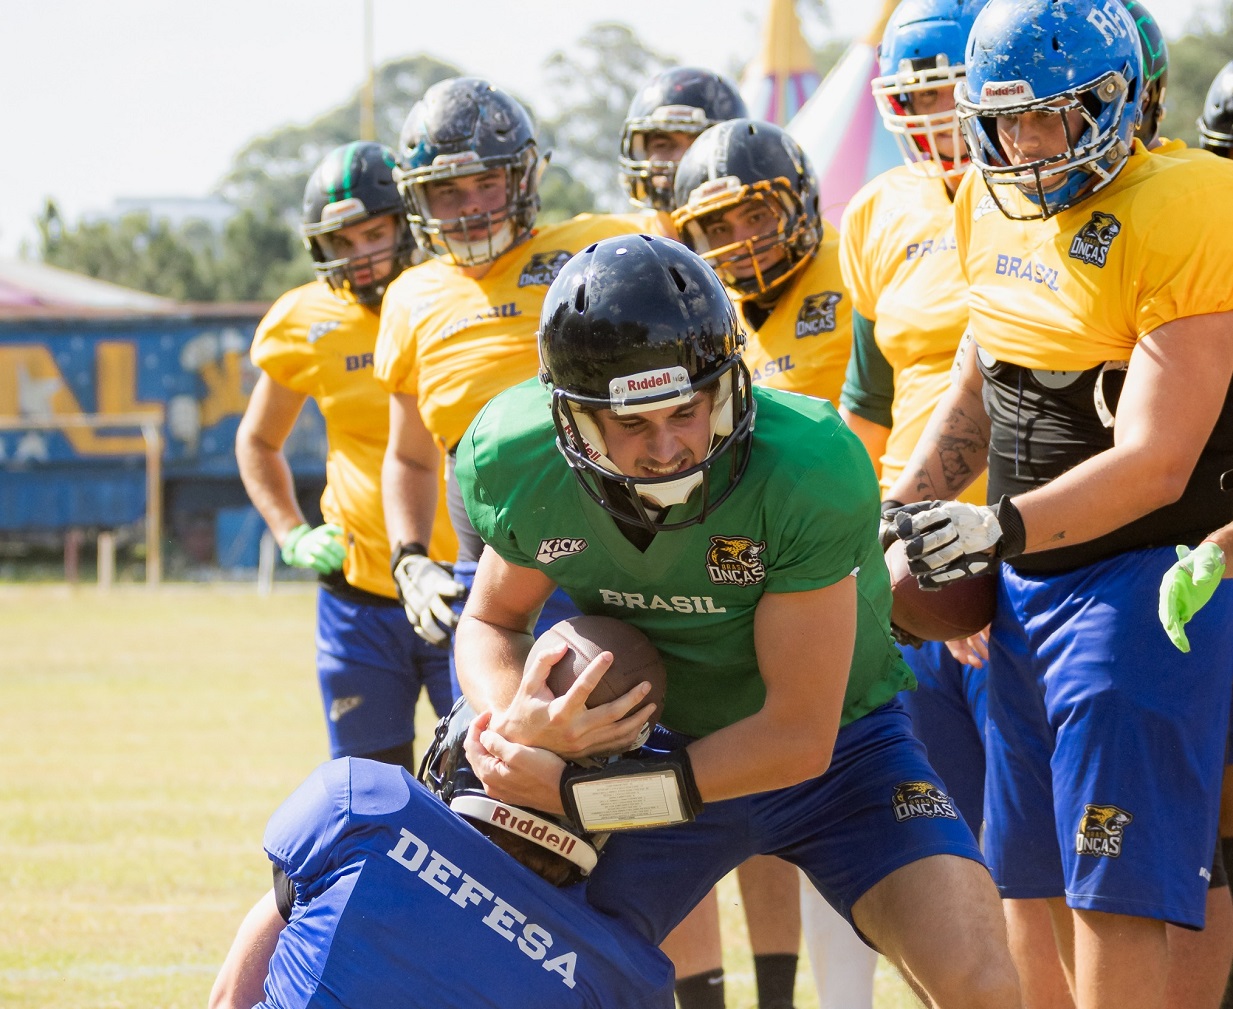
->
<box><xmin>1158</xmin><ymin>542</ymin><xmax>1227</xmax><ymax>653</ymax></box>
<box><xmin>280</xmin><ymin>523</ymin><xmax>345</xmax><ymax>574</ymax></box>
<box><xmin>879</xmin><ymin>500</ymin><xmax>938</xmax><ymax>553</ymax></box>
<box><xmin>893</xmin><ymin>497</ymin><xmax>1026</xmax><ymax>589</ymax></box>
<box><xmin>391</xmin><ymin>544</ymin><xmax>466</xmax><ymax>647</ymax></box>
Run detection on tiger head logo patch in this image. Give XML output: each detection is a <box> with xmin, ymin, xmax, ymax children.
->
<box><xmin>1075</xmin><ymin>803</ymin><xmax>1133</xmax><ymax>857</ymax></box>
<box><xmin>891</xmin><ymin>781</ymin><xmax>958</xmax><ymax>822</ymax></box>
<box><xmin>518</xmin><ymin>250</ymin><xmax>572</xmax><ymax>288</ymax></box>
<box><xmin>705</xmin><ymin>535</ymin><xmax>767</xmax><ymax>587</ymax></box>
<box><xmin>794</xmin><ymin>292</ymin><xmax>843</xmax><ymax>339</ymax></box>
<box><xmin>1068</xmin><ymin>212</ymin><xmax>1122</xmax><ymax>268</ymax></box>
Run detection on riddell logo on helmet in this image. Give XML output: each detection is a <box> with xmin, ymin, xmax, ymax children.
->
<box><xmin>610</xmin><ymin>366</ymin><xmax>692</xmax><ymax>405</ymax></box>
<box><xmin>981</xmin><ymin>81</ymin><xmax>1035</xmax><ymax>105</ymax></box>
<box><xmin>489</xmin><ymin>804</ymin><xmax>577</xmax><ymax>856</ymax></box>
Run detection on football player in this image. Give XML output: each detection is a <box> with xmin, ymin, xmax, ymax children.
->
<box><xmin>830</xmin><ymin>3</ymin><xmax>1003</xmax><ymax>1007</ymax></box>
<box><xmin>672</xmin><ymin>119</ymin><xmax>852</xmax><ymax>407</ymax></box>
<box><xmin>236</xmin><ymin>142</ymin><xmax>454</xmax><ymax>772</ymax></box>
<box><xmin>375</xmin><ymin>77</ymin><xmax>637</xmax><ymax>679</ymax></box>
<box><xmin>453</xmin><ymin>235</ymin><xmax>1024</xmax><ymax>1009</ymax></box>
<box><xmin>667</xmin><ymin>115</ymin><xmax>854</xmax><ymax>1009</ymax></box>
<box><xmin>207</xmin><ymin>700</ymin><xmax>675</xmax><ymax>1009</ymax></box>
<box><xmin>1198</xmin><ymin>61</ymin><xmax>1233</xmax><ymax>159</ymax></box>
<box><xmin>882</xmin><ymin>3</ymin><xmax>1233</xmax><ymax>1008</ymax></box>
<box><xmin>617</xmin><ymin>66</ymin><xmax>748</xmax><ymax>240</ymax></box>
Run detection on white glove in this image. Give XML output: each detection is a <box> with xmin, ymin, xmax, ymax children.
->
<box><xmin>392</xmin><ymin>550</ymin><xmax>466</xmax><ymax>647</ymax></box>
<box><xmin>893</xmin><ymin>498</ymin><xmax>1024</xmax><ymax>588</ymax></box>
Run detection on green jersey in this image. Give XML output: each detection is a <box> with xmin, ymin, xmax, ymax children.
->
<box><xmin>457</xmin><ymin>380</ymin><xmax>914</xmax><ymax>739</ymax></box>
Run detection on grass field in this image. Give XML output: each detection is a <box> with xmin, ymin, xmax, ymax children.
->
<box><xmin>0</xmin><ymin>584</ymin><xmax>918</xmax><ymax>1008</ymax></box>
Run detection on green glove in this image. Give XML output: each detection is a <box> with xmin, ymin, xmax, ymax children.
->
<box><xmin>281</xmin><ymin>523</ymin><xmax>346</xmax><ymax>575</ymax></box>
<box><xmin>1158</xmin><ymin>542</ymin><xmax>1227</xmax><ymax>653</ymax></box>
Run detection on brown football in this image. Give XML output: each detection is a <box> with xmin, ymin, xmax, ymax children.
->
<box><xmin>885</xmin><ymin>538</ymin><xmax>997</xmax><ymax>641</ymax></box>
<box><xmin>534</xmin><ymin>615</ymin><xmax>667</xmax><ymax>723</ymax></box>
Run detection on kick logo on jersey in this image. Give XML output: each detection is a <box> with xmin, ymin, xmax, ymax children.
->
<box><xmin>307</xmin><ymin>320</ymin><xmax>342</xmax><ymax>344</ymax></box>
<box><xmin>1075</xmin><ymin>803</ymin><xmax>1133</xmax><ymax>857</ymax></box>
<box><xmin>536</xmin><ymin>537</ymin><xmax>588</xmax><ymax>564</ymax></box>
<box><xmin>794</xmin><ymin>292</ymin><xmax>843</xmax><ymax>338</ymax></box>
<box><xmin>891</xmin><ymin>781</ymin><xmax>958</xmax><ymax>822</ymax></box>
<box><xmin>1068</xmin><ymin>212</ymin><xmax>1122</xmax><ymax>268</ymax></box>
<box><xmin>705</xmin><ymin>535</ymin><xmax>767</xmax><ymax>587</ymax></box>
<box><xmin>518</xmin><ymin>250</ymin><xmax>572</xmax><ymax>288</ymax></box>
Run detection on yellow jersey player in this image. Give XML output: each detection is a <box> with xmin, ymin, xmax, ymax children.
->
<box><xmin>884</xmin><ymin>3</ymin><xmax>1233</xmax><ymax>1008</ymax></box>
<box><xmin>615</xmin><ymin>66</ymin><xmax>748</xmax><ymax>241</ymax></box>
<box><xmin>375</xmin><ymin>77</ymin><xmax>637</xmax><ymax>675</ymax></box>
<box><xmin>236</xmin><ymin>142</ymin><xmax>455</xmax><ymax>772</ymax></box>
<box><xmin>671</xmin><ymin>119</ymin><xmax>852</xmax><ymax>406</ymax></box>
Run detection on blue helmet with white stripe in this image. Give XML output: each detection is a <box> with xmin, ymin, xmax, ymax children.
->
<box><xmin>955</xmin><ymin>0</ymin><xmax>1141</xmax><ymax>219</ymax></box>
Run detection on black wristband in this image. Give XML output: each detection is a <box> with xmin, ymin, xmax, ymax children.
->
<box><xmin>390</xmin><ymin>541</ymin><xmax>429</xmax><ymax>577</ymax></box>
<box><xmin>559</xmin><ymin>748</ymin><xmax>704</xmax><ymax>832</ymax></box>
<box><xmin>993</xmin><ymin>496</ymin><xmax>1026</xmax><ymax>559</ymax></box>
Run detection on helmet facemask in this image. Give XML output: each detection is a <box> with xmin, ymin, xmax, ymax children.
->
<box><xmin>957</xmin><ymin>70</ymin><xmax>1135</xmax><ymax>220</ymax></box>
<box><xmin>872</xmin><ymin>55</ymin><xmax>968</xmax><ymax>180</ymax></box>
<box><xmin>304</xmin><ymin>205</ymin><xmax>416</xmax><ymax>307</ymax></box>
<box><xmin>548</xmin><ymin>359</ymin><xmax>755</xmax><ymax>533</ymax></box>
<box><xmin>619</xmin><ymin>106</ymin><xmax>712</xmax><ymax>212</ymax></box>
<box><xmin>397</xmin><ymin>146</ymin><xmax>540</xmax><ymax>267</ymax></box>
<box><xmin>672</xmin><ymin>178</ymin><xmax>819</xmax><ymax>301</ymax></box>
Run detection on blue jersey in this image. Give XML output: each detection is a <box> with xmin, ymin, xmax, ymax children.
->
<box><xmin>259</xmin><ymin>758</ymin><xmax>675</xmax><ymax>1009</ymax></box>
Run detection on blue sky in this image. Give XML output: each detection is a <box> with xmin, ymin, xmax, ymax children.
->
<box><xmin>1</xmin><ymin>0</ymin><xmax>1218</xmax><ymax>258</ymax></box>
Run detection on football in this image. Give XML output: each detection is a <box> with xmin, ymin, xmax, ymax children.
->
<box><xmin>885</xmin><ymin>538</ymin><xmax>997</xmax><ymax>642</ymax></box>
<box><xmin>535</xmin><ymin>615</ymin><xmax>668</xmax><ymax>722</ymax></box>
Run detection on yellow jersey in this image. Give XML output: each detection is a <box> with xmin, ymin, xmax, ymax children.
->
<box><xmin>374</xmin><ymin>215</ymin><xmax>639</xmax><ymax>449</ymax></box>
<box><xmin>739</xmin><ymin>221</ymin><xmax>852</xmax><ymax>403</ymax></box>
<box><xmin>955</xmin><ymin>142</ymin><xmax>1233</xmax><ymax>370</ymax></box>
<box><xmin>251</xmin><ymin>281</ymin><xmax>456</xmax><ymax>598</ymax></box>
<box><xmin>839</xmin><ymin>166</ymin><xmax>984</xmax><ymax>502</ymax></box>
<box><xmin>610</xmin><ymin>209</ymin><xmax>678</xmax><ymax>239</ymax></box>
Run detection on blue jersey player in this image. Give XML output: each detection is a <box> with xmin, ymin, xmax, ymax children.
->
<box><xmin>451</xmin><ymin>235</ymin><xmax>1023</xmax><ymax>1009</ymax></box>
<box><xmin>208</xmin><ymin>700</ymin><xmax>674</xmax><ymax>1009</ymax></box>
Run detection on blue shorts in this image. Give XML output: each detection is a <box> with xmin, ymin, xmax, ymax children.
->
<box><xmin>899</xmin><ymin>640</ymin><xmax>987</xmax><ymax>833</ymax></box>
<box><xmin>449</xmin><ymin>560</ymin><xmax>583</xmax><ymax>698</ymax></box>
<box><xmin>984</xmin><ymin>547</ymin><xmax>1233</xmax><ymax>927</ymax></box>
<box><xmin>584</xmin><ymin>699</ymin><xmax>985</xmax><ymax>945</ymax></box>
<box><xmin>316</xmin><ymin>587</ymin><xmax>455</xmax><ymax>758</ymax></box>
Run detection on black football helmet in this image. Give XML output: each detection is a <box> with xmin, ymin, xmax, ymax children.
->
<box><xmin>1122</xmin><ymin>1</ymin><xmax>1168</xmax><ymax>146</ymax></box>
<box><xmin>671</xmin><ymin>119</ymin><xmax>821</xmax><ymax>302</ymax></box>
<box><xmin>619</xmin><ymin>67</ymin><xmax>749</xmax><ymax>213</ymax></box>
<box><xmin>1199</xmin><ymin>61</ymin><xmax>1233</xmax><ymax>157</ymax></box>
<box><xmin>539</xmin><ymin>235</ymin><xmax>755</xmax><ymax>532</ymax></box>
<box><xmin>396</xmin><ymin>77</ymin><xmax>541</xmax><ymax>266</ymax></box>
<box><xmin>301</xmin><ymin>141</ymin><xmax>415</xmax><ymax>306</ymax></box>
<box><xmin>418</xmin><ymin>698</ymin><xmax>600</xmax><ymax>883</ymax></box>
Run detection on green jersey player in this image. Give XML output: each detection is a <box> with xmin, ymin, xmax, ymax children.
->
<box><xmin>453</xmin><ymin>235</ymin><xmax>1023</xmax><ymax>1009</ymax></box>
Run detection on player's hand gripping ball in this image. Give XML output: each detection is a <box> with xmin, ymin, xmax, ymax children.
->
<box><xmin>885</xmin><ymin>537</ymin><xmax>996</xmax><ymax>642</ymax></box>
<box><xmin>533</xmin><ymin>615</ymin><xmax>668</xmax><ymax>741</ymax></box>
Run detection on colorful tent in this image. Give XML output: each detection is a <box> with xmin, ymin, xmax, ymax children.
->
<box><xmin>740</xmin><ymin>0</ymin><xmax>821</xmax><ymax>127</ymax></box>
<box><xmin>787</xmin><ymin>0</ymin><xmax>905</xmax><ymax>227</ymax></box>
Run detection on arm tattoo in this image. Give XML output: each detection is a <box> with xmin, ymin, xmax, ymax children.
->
<box><xmin>912</xmin><ymin>405</ymin><xmax>989</xmax><ymax>498</ymax></box>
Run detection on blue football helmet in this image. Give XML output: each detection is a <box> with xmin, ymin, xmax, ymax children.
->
<box><xmin>872</xmin><ymin>0</ymin><xmax>987</xmax><ymax>181</ymax></box>
<box><xmin>955</xmin><ymin>0</ymin><xmax>1141</xmax><ymax>219</ymax></box>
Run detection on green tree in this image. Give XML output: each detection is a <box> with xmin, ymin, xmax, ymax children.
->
<box><xmin>539</xmin><ymin>23</ymin><xmax>679</xmax><ymax>211</ymax></box>
<box><xmin>218</xmin><ymin>54</ymin><xmax>463</xmax><ymax>217</ymax></box>
<box><xmin>1163</xmin><ymin>2</ymin><xmax>1233</xmax><ymax>148</ymax></box>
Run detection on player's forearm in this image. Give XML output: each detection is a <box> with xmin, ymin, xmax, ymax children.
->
<box><xmin>208</xmin><ymin>889</ymin><xmax>284</xmax><ymax>1009</ymax></box>
<box><xmin>685</xmin><ymin>704</ymin><xmax>840</xmax><ymax>802</ymax></box>
<box><xmin>885</xmin><ymin>380</ymin><xmax>989</xmax><ymax>504</ymax></box>
<box><xmin>839</xmin><ymin>407</ymin><xmax>890</xmax><ymax>480</ymax></box>
<box><xmin>236</xmin><ymin>438</ymin><xmax>306</xmax><ymax>544</ymax></box>
<box><xmin>453</xmin><ymin>612</ymin><xmax>536</xmax><ymax>712</ymax></box>
<box><xmin>381</xmin><ymin>449</ymin><xmax>439</xmax><ymax>552</ymax></box>
<box><xmin>1012</xmin><ymin>440</ymin><xmax>1198</xmax><ymax>554</ymax></box>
